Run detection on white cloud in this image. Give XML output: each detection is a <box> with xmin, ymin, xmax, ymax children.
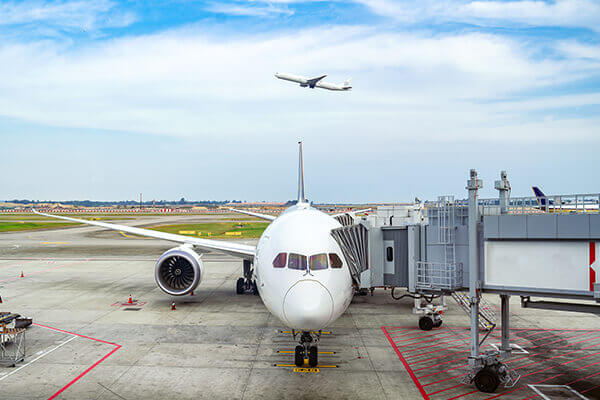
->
<box><xmin>0</xmin><ymin>25</ymin><xmax>598</xmax><ymax>146</ymax></box>
<box><xmin>206</xmin><ymin>2</ymin><xmax>294</xmax><ymax>16</ymax></box>
<box><xmin>0</xmin><ymin>0</ymin><xmax>136</xmax><ymax>31</ymax></box>
<box><xmin>355</xmin><ymin>0</ymin><xmax>600</xmax><ymax>31</ymax></box>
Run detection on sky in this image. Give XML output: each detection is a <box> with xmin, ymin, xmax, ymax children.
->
<box><xmin>0</xmin><ymin>0</ymin><xmax>599</xmax><ymax>203</ymax></box>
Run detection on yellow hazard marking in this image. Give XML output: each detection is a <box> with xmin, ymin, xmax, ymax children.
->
<box><xmin>119</xmin><ymin>231</ymin><xmax>151</xmax><ymax>239</ymax></box>
<box><xmin>178</xmin><ymin>230</ymin><xmax>196</xmax><ymax>234</ymax></box>
<box><xmin>275</xmin><ymin>363</ymin><xmax>337</xmax><ymax>369</ymax></box>
<box><xmin>43</xmin><ymin>242</ymin><xmax>67</xmax><ymax>245</ymax></box>
<box><xmin>225</xmin><ymin>231</ymin><xmax>242</xmax><ymax>236</ymax></box>
<box><xmin>277</xmin><ymin>350</ymin><xmax>334</xmax><ymax>354</ymax></box>
<box><xmin>293</xmin><ymin>367</ymin><xmax>319</xmax><ymax>373</ymax></box>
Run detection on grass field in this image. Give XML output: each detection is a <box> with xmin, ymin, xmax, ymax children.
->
<box><xmin>0</xmin><ymin>221</ymin><xmax>79</xmax><ymax>232</ymax></box>
<box><xmin>0</xmin><ymin>215</ymin><xmax>133</xmax><ymax>221</ymax></box>
<box><xmin>150</xmin><ymin>222</ymin><xmax>269</xmax><ymax>238</ymax></box>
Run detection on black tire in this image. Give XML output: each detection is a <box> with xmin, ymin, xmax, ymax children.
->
<box><xmin>419</xmin><ymin>316</ymin><xmax>434</xmax><ymax>331</ymax></box>
<box><xmin>252</xmin><ymin>280</ymin><xmax>259</xmax><ymax>296</ymax></box>
<box><xmin>236</xmin><ymin>278</ymin><xmax>245</xmax><ymax>294</ymax></box>
<box><xmin>434</xmin><ymin>320</ymin><xmax>443</xmax><ymax>328</ymax></box>
<box><xmin>308</xmin><ymin>346</ymin><xmax>318</xmax><ymax>367</ymax></box>
<box><xmin>474</xmin><ymin>367</ymin><xmax>500</xmax><ymax>393</ymax></box>
<box><xmin>295</xmin><ymin>345</ymin><xmax>304</xmax><ymax>367</ymax></box>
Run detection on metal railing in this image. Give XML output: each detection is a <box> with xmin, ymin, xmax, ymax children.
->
<box><xmin>439</xmin><ymin>193</ymin><xmax>600</xmax><ymax>216</ymax></box>
<box><xmin>416</xmin><ymin>262</ymin><xmax>463</xmax><ymax>291</ymax></box>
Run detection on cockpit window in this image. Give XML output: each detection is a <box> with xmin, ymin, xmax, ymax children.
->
<box><xmin>310</xmin><ymin>254</ymin><xmax>328</xmax><ymax>270</ymax></box>
<box><xmin>273</xmin><ymin>253</ymin><xmax>287</xmax><ymax>268</ymax></box>
<box><xmin>288</xmin><ymin>253</ymin><xmax>307</xmax><ymax>270</ymax></box>
<box><xmin>329</xmin><ymin>253</ymin><xmax>343</xmax><ymax>269</ymax></box>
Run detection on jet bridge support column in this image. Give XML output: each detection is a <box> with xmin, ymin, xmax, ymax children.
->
<box><xmin>465</xmin><ymin>169</ymin><xmax>519</xmax><ymax>393</ymax></box>
<box><xmin>500</xmin><ymin>295</ymin><xmax>510</xmax><ymax>355</ymax></box>
<box><xmin>467</xmin><ymin>169</ymin><xmax>482</xmax><ymax>363</ymax></box>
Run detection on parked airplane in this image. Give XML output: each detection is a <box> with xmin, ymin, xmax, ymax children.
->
<box><xmin>34</xmin><ymin>142</ymin><xmax>356</xmax><ymax>367</ymax></box>
<box><xmin>274</xmin><ymin>72</ymin><xmax>352</xmax><ymax>91</ymax></box>
<box><xmin>532</xmin><ymin>186</ymin><xmax>599</xmax><ymax>212</ymax></box>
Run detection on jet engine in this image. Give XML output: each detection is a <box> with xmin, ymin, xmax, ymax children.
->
<box><xmin>154</xmin><ymin>246</ymin><xmax>203</xmax><ymax>296</ymax></box>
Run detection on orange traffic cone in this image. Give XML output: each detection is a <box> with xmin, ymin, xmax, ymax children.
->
<box><xmin>0</xmin><ymin>295</ymin><xmax>3</xmax><ymax>304</ymax></box>
<box><xmin>128</xmin><ymin>294</ymin><xmax>133</xmax><ymax>304</ymax></box>
<box><xmin>171</xmin><ymin>301</ymin><xmax>176</xmax><ymax>310</ymax></box>
<box><xmin>20</xmin><ymin>271</ymin><xmax>24</xmax><ymax>278</ymax></box>
<box><xmin>190</xmin><ymin>291</ymin><xmax>194</xmax><ymax>296</ymax></box>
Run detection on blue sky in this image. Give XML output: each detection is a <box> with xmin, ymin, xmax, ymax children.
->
<box><xmin>0</xmin><ymin>0</ymin><xmax>599</xmax><ymax>202</ymax></box>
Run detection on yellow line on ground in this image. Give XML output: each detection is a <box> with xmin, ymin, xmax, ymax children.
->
<box><xmin>277</xmin><ymin>350</ymin><xmax>334</xmax><ymax>354</ymax></box>
<box><xmin>42</xmin><ymin>242</ymin><xmax>67</xmax><ymax>245</ymax></box>
<box><xmin>274</xmin><ymin>364</ymin><xmax>337</xmax><ymax>368</ymax></box>
<box><xmin>119</xmin><ymin>231</ymin><xmax>152</xmax><ymax>239</ymax></box>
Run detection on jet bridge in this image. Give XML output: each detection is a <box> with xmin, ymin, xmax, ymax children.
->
<box><xmin>333</xmin><ymin>171</ymin><xmax>600</xmax><ymax>393</ymax></box>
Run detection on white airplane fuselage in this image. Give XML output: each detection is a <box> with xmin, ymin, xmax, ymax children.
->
<box><xmin>253</xmin><ymin>202</ymin><xmax>354</xmax><ymax>331</ymax></box>
<box><xmin>274</xmin><ymin>72</ymin><xmax>351</xmax><ymax>91</ymax></box>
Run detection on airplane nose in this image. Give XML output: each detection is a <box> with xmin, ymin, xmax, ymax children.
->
<box><xmin>283</xmin><ymin>280</ymin><xmax>334</xmax><ymax>331</ymax></box>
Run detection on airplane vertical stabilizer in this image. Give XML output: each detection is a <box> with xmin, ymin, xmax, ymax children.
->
<box><xmin>298</xmin><ymin>141</ymin><xmax>306</xmax><ymax>203</ymax></box>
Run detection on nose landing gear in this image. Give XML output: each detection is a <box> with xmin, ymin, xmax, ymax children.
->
<box><xmin>293</xmin><ymin>330</ymin><xmax>320</xmax><ymax>367</ymax></box>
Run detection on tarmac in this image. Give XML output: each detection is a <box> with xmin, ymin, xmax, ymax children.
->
<box><xmin>0</xmin><ymin>215</ymin><xmax>599</xmax><ymax>399</ymax></box>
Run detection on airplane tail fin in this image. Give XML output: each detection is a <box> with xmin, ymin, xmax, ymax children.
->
<box><xmin>343</xmin><ymin>78</ymin><xmax>352</xmax><ymax>88</ymax></box>
<box><xmin>297</xmin><ymin>141</ymin><xmax>306</xmax><ymax>203</ymax></box>
<box><xmin>532</xmin><ymin>186</ymin><xmax>547</xmax><ymax>207</ymax></box>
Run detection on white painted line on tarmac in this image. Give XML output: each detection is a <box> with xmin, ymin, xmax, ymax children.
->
<box><xmin>0</xmin><ymin>336</ymin><xmax>77</xmax><ymax>382</ymax></box>
<box><xmin>528</xmin><ymin>384</ymin><xmax>589</xmax><ymax>400</ymax></box>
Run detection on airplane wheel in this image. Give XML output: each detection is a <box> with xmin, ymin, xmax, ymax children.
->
<box><xmin>434</xmin><ymin>320</ymin><xmax>443</xmax><ymax>328</ymax></box>
<box><xmin>295</xmin><ymin>345</ymin><xmax>304</xmax><ymax>367</ymax></box>
<box><xmin>308</xmin><ymin>346</ymin><xmax>318</xmax><ymax>367</ymax></box>
<box><xmin>419</xmin><ymin>316</ymin><xmax>434</xmax><ymax>331</ymax></box>
<box><xmin>252</xmin><ymin>281</ymin><xmax>259</xmax><ymax>296</ymax></box>
<box><xmin>474</xmin><ymin>366</ymin><xmax>500</xmax><ymax>393</ymax></box>
<box><xmin>236</xmin><ymin>278</ymin><xmax>244</xmax><ymax>294</ymax></box>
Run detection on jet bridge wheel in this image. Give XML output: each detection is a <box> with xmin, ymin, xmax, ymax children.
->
<box><xmin>308</xmin><ymin>346</ymin><xmax>318</xmax><ymax>367</ymax></box>
<box><xmin>295</xmin><ymin>345</ymin><xmax>304</xmax><ymax>367</ymax></box>
<box><xmin>474</xmin><ymin>366</ymin><xmax>500</xmax><ymax>393</ymax></box>
<box><xmin>419</xmin><ymin>316</ymin><xmax>434</xmax><ymax>331</ymax></box>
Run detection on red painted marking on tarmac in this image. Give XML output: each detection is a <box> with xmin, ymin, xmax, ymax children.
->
<box><xmin>382</xmin><ymin>326</ymin><xmax>600</xmax><ymax>400</ymax></box>
<box><xmin>32</xmin><ymin>323</ymin><xmax>121</xmax><ymax>400</ymax></box>
<box><xmin>381</xmin><ymin>326</ymin><xmax>430</xmax><ymax>400</ymax></box>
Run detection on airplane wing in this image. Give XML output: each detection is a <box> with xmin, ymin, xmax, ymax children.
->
<box><xmin>32</xmin><ymin>210</ymin><xmax>256</xmax><ymax>259</ymax></box>
<box><xmin>332</xmin><ymin>208</ymin><xmax>371</xmax><ymax>218</ymax></box>
<box><xmin>229</xmin><ymin>208</ymin><xmax>276</xmax><ymax>221</ymax></box>
<box><xmin>306</xmin><ymin>74</ymin><xmax>327</xmax><ymax>88</ymax></box>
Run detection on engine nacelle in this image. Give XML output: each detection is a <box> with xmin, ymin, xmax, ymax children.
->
<box><xmin>155</xmin><ymin>246</ymin><xmax>203</xmax><ymax>296</ymax></box>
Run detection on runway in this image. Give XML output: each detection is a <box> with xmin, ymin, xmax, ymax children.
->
<box><xmin>1</xmin><ymin>216</ymin><xmax>599</xmax><ymax>399</ymax></box>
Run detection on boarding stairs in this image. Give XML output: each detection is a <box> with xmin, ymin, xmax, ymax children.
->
<box><xmin>451</xmin><ymin>291</ymin><xmax>497</xmax><ymax>330</ymax></box>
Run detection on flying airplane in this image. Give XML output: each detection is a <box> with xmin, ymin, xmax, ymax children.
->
<box><xmin>532</xmin><ymin>186</ymin><xmax>599</xmax><ymax>212</ymax></box>
<box><xmin>34</xmin><ymin>142</ymin><xmax>356</xmax><ymax>368</ymax></box>
<box><xmin>274</xmin><ymin>72</ymin><xmax>352</xmax><ymax>91</ymax></box>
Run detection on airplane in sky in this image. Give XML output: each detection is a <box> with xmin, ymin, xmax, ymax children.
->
<box><xmin>34</xmin><ymin>142</ymin><xmax>357</xmax><ymax>368</ymax></box>
<box><xmin>532</xmin><ymin>186</ymin><xmax>599</xmax><ymax>212</ymax></box>
<box><xmin>274</xmin><ymin>72</ymin><xmax>352</xmax><ymax>91</ymax></box>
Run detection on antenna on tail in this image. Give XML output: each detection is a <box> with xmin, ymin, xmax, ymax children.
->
<box><xmin>298</xmin><ymin>141</ymin><xmax>306</xmax><ymax>203</ymax></box>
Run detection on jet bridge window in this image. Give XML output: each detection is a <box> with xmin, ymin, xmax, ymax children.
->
<box><xmin>288</xmin><ymin>253</ymin><xmax>307</xmax><ymax>270</ymax></box>
<box><xmin>273</xmin><ymin>253</ymin><xmax>287</xmax><ymax>268</ymax></box>
<box><xmin>386</xmin><ymin>246</ymin><xmax>394</xmax><ymax>262</ymax></box>
<box><xmin>329</xmin><ymin>253</ymin><xmax>343</xmax><ymax>269</ymax></box>
<box><xmin>309</xmin><ymin>254</ymin><xmax>328</xmax><ymax>270</ymax></box>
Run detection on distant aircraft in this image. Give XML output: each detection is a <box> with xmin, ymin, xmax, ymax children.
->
<box><xmin>275</xmin><ymin>72</ymin><xmax>352</xmax><ymax>91</ymax></box>
<box><xmin>532</xmin><ymin>186</ymin><xmax>599</xmax><ymax>212</ymax></box>
<box><xmin>35</xmin><ymin>142</ymin><xmax>368</xmax><ymax>368</ymax></box>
